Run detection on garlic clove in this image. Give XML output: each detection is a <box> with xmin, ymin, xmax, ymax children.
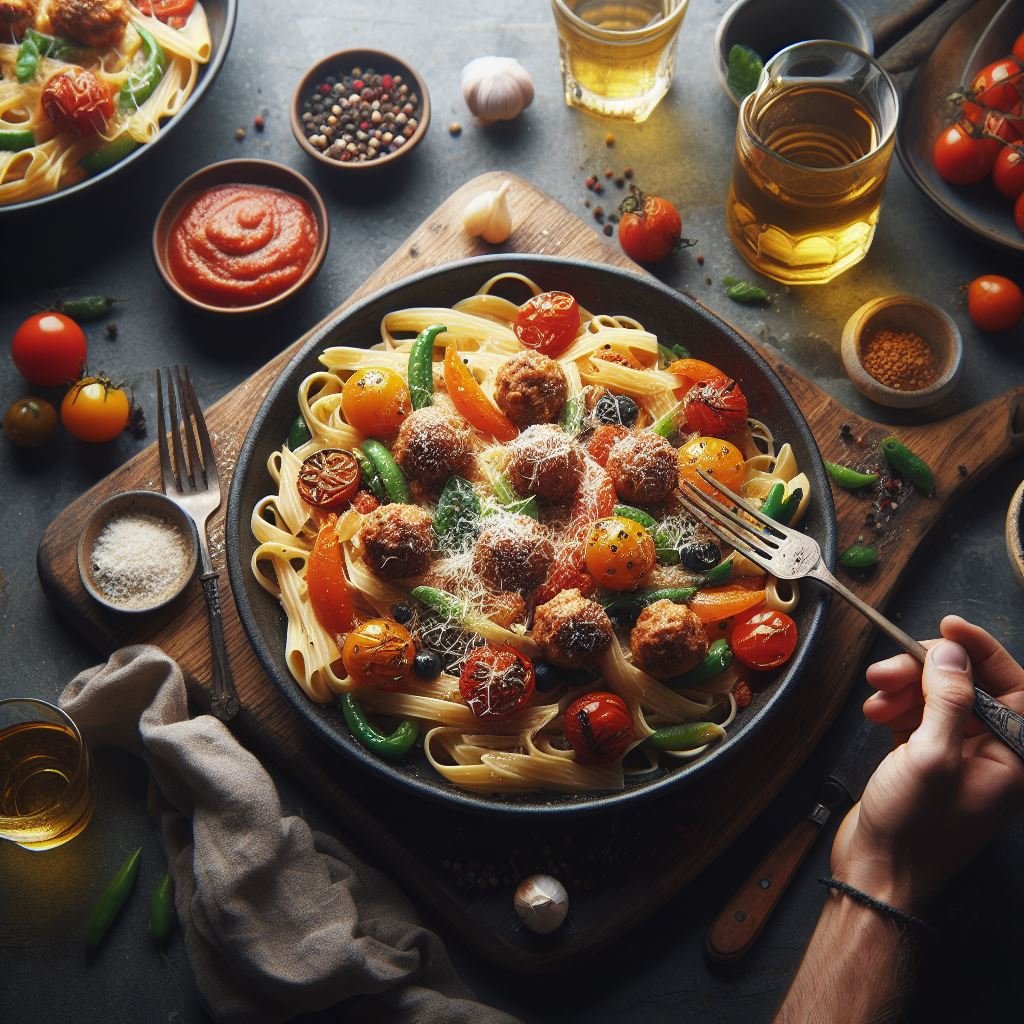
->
<box><xmin>514</xmin><ymin>874</ymin><xmax>569</xmax><ymax>934</ymax></box>
<box><xmin>461</xmin><ymin>180</ymin><xmax>513</xmax><ymax>244</ymax></box>
<box><xmin>461</xmin><ymin>56</ymin><xmax>535</xmax><ymax>123</ymax></box>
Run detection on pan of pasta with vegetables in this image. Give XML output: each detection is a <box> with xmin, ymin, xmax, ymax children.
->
<box><xmin>227</xmin><ymin>255</ymin><xmax>837</xmax><ymax>815</ymax></box>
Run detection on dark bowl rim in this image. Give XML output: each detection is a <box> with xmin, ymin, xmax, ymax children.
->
<box><xmin>225</xmin><ymin>254</ymin><xmax>838</xmax><ymax>818</ymax></box>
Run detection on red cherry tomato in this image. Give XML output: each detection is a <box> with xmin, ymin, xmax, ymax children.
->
<box><xmin>563</xmin><ymin>691</ymin><xmax>634</xmax><ymax>764</ymax></box>
<box><xmin>962</xmin><ymin>58</ymin><xmax>1023</xmax><ymax>123</ymax></box>
<box><xmin>459</xmin><ymin>644</ymin><xmax>536</xmax><ymax>719</ymax></box>
<box><xmin>994</xmin><ymin>145</ymin><xmax>1024</xmax><ymax>201</ymax></box>
<box><xmin>731</xmin><ymin>608</ymin><xmax>798</xmax><ymax>670</ymax></box>
<box><xmin>297</xmin><ymin>448</ymin><xmax>361</xmax><ymax>510</ymax></box>
<box><xmin>617</xmin><ymin>187</ymin><xmax>683</xmax><ymax>264</ymax></box>
<box><xmin>513</xmin><ymin>291</ymin><xmax>581</xmax><ymax>357</ymax></box>
<box><xmin>1014</xmin><ymin>32</ymin><xmax>1024</xmax><ymax>62</ymax></box>
<box><xmin>932</xmin><ymin>121</ymin><xmax>996</xmax><ymax>185</ymax></box>
<box><xmin>586</xmin><ymin>423</ymin><xmax>630</xmax><ymax>467</ymax></box>
<box><xmin>967</xmin><ymin>275</ymin><xmax>1024</xmax><ymax>332</ymax></box>
<box><xmin>41</xmin><ymin>69</ymin><xmax>113</xmax><ymax>136</ymax></box>
<box><xmin>683</xmin><ymin>376</ymin><xmax>749</xmax><ymax>436</ymax></box>
<box><xmin>136</xmin><ymin>0</ymin><xmax>196</xmax><ymax>21</ymax></box>
<box><xmin>11</xmin><ymin>312</ymin><xmax>87</xmax><ymax>387</ymax></box>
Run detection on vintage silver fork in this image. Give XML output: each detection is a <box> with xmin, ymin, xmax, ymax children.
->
<box><xmin>679</xmin><ymin>469</ymin><xmax>1024</xmax><ymax>763</ymax></box>
<box><xmin>157</xmin><ymin>366</ymin><xmax>239</xmax><ymax>723</ymax></box>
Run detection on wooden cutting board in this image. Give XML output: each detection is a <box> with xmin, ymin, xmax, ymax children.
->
<box><xmin>37</xmin><ymin>172</ymin><xmax>1024</xmax><ymax>970</ymax></box>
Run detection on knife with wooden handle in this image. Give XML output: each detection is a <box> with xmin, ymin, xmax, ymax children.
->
<box><xmin>705</xmin><ymin>720</ymin><xmax>892</xmax><ymax>963</ymax></box>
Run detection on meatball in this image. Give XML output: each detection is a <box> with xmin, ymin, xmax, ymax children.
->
<box><xmin>359</xmin><ymin>504</ymin><xmax>434</xmax><ymax>579</ymax></box>
<box><xmin>505</xmin><ymin>424</ymin><xmax>584</xmax><ymax>506</ymax></box>
<box><xmin>630</xmin><ymin>600</ymin><xmax>708</xmax><ymax>680</ymax></box>
<box><xmin>532</xmin><ymin>588</ymin><xmax>614</xmax><ymax>669</ymax></box>
<box><xmin>392</xmin><ymin>406</ymin><xmax>474</xmax><ymax>487</ymax></box>
<box><xmin>606</xmin><ymin>431</ymin><xmax>677</xmax><ymax>506</ymax></box>
<box><xmin>49</xmin><ymin>0</ymin><xmax>127</xmax><ymax>48</ymax></box>
<box><xmin>472</xmin><ymin>514</ymin><xmax>554</xmax><ymax>592</ymax></box>
<box><xmin>493</xmin><ymin>351</ymin><xmax>568</xmax><ymax>427</ymax></box>
<box><xmin>0</xmin><ymin>0</ymin><xmax>36</xmax><ymax>39</ymax></box>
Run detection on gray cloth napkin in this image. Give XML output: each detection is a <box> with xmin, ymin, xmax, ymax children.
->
<box><xmin>60</xmin><ymin>645</ymin><xmax>520</xmax><ymax>1024</ymax></box>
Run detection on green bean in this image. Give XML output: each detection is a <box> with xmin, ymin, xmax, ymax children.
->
<box><xmin>410</xmin><ymin>585</ymin><xmax>468</xmax><ymax>622</ymax></box>
<box><xmin>80</xmin><ymin>134</ymin><xmax>140</xmax><ymax>175</ymax></box>
<box><xmin>839</xmin><ymin>544</ymin><xmax>879</xmax><ymax>568</ymax></box>
<box><xmin>648</xmin><ymin>721</ymin><xmax>726</xmax><ymax>751</ymax></box>
<box><xmin>148</xmin><ymin>872</ymin><xmax>174</xmax><ymax>944</ymax></box>
<box><xmin>340</xmin><ymin>693</ymin><xmax>418</xmax><ymax>760</ymax></box>
<box><xmin>0</xmin><ymin>129</ymin><xmax>35</xmax><ymax>152</ymax></box>
<box><xmin>604</xmin><ymin>585</ymin><xmax>701</xmax><ymax>621</ymax></box>
<box><xmin>119</xmin><ymin>24</ymin><xmax>166</xmax><ymax>108</ymax></box>
<box><xmin>671</xmin><ymin>640</ymin><xmax>733</xmax><ymax>688</ymax></box>
<box><xmin>434</xmin><ymin>475</ymin><xmax>481</xmax><ymax>546</ymax></box>
<box><xmin>52</xmin><ymin>295</ymin><xmax>123</xmax><ymax>320</ymax></box>
<box><xmin>823</xmin><ymin>460</ymin><xmax>878</xmax><ymax>489</ymax></box>
<box><xmin>881</xmin><ymin>437</ymin><xmax>935</xmax><ymax>497</ymax></box>
<box><xmin>360</xmin><ymin>439</ymin><xmax>412</xmax><ymax>504</ymax></box>
<box><xmin>408</xmin><ymin>324</ymin><xmax>445</xmax><ymax>410</ymax></box>
<box><xmin>703</xmin><ymin>560</ymin><xmax>733</xmax><ymax>586</ymax></box>
<box><xmin>84</xmin><ymin>847</ymin><xmax>142</xmax><ymax>949</ymax></box>
<box><xmin>287</xmin><ymin>414</ymin><xmax>312</xmax><ymax>451</ymax></box>
<box><xmin>759</xmin><ymin>482</ymin><xmax>786</xmax><ymax>521</ymax></box>
<box><xmin>558</xmin><ymin>394</ymin><xmax>584</xmax><ymax>435</ymax></box>
<box><xmin>353</xmin><ymin>449</ymin><xmax>388</xmax><ymax>503</ymax></box>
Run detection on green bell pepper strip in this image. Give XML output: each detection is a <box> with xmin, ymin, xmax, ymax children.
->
<box><xmin>604</xmin><ymin>585</ymin><xmax>701</xmax><ymax>621</ymax></box>
<box><xmin>148</xmin><ymin>872</ymin><xmax>174</xmax><ymax>944</ymax></box>
<box><xmin>408</xmin><ymin>324</ymin><xmax>445</xmax><ymax>410</ymax></box>
<box><xmin>360</xmin><ymin>439</ymin><xmax>412</xmax><ymax>504</ymax></box>
<box><xmin>119</xmin><ymin>24</ymin><xmax>167</xmax><ymax>109</ymax></box>
<box><xmin>410</xmin><ymin>584</ymin><xmax>468</xmax><ymax>622</ymax></box>
<box><xmin>434</xmin><ymin>475</ymin><xmax>481</xmax><ymax>545</ymax></box>
<box><xmin>670</xmin><ymin>639</ymin><xmax>733</xmax><ymax>688</ymax></box>
<box><xmin>80</xmin><ymin>134</ymin><xmax>140</xmax><ymax>174</ymax></box>
<box><xmin>840</xmin><ymin>544</ymin><xmax>879</xmax><ymax>568</ymax></box>
<box><xmin>353</xmin><ymin>449</ymin><xmax>388</xmax><ymax>503</ymax></box>
<box><xmin>823</xmin><ymin>460</ymin><xmax>878</xmax><ymax>489</ymax></box>
<box><xmin>648</xmin><ymin>721</ymin><xmax>726</xmax><ymax>751</ymax></box>
<box><xmin>649</xmin><ymin>401</ymin><xmax>684</xmax><ymax>440</ymax></box>
<box><xmin>558</xmin><ymin>393</ymin><xmax>584</xmax><ymax>435</ymax></box>
<box><xmin>84</xmin><ymin>847</ymin><xmax>142</xmax><ymax>949</ymax></box>
<box><xmin>287</xmin><ymin>414</ymin><xmax>312</xmax><ymax>451</ymax></box>
<box><xmin>16</xmin><ymin>29</ymin><xmax>80</xmax><ymax>82</ymax></box>
<box><xmin>0</xmin><ymin>129</ymin><xmax>35</xmax><ymax>152</ymax></box>
<box><xmin>340</xmin><ymin>693</ymin><xmax>418</xmax><ymax>761</ymax></box>
<box><xmin>881</xmin><ymin>437</ymin><xmax>935</xmax><ymax>497</ymax></box>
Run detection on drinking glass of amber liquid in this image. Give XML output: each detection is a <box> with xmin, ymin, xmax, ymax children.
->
<box><xmin>551</xmin><ymin>0</ymin><xmax>690</xmax><ymax>122</ymax></box>
<box><xmin>0</xmin><ymin>698</ymin><xmax>95</xmax><ymax>851</ymax></box>
<box><xmin>726</xmin><ymin>41</ymin><xmax>899</xmax><ymax>285</ymax></box>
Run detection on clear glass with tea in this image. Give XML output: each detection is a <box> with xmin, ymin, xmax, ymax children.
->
<box><xmin>726</xmin><ymin>41</ymin><xmax>899</xmax><ymax>285</ymax></box>
<box><xmin>551</xmin><ymin>0</ymin><xmax>690</xmax><ymax>122</ymax></box>
<box><xmin>0</xmin><ymin>698</ymin><xmax>95</xmax><ymax>851</ymax></box>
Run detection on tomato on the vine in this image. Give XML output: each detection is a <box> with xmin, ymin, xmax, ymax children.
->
<box><xmin>617</xmin><ymin>186</ymin><xmax>686</xmax><ymax>264</ymax></box>
<box><xmin>60</xmin><ymin>377</ymin><xmax>131</xmax><ymax>443</ymax></box>
<box><xmin>563</xmin><ymin>691</ymin><xmax>634</xmax><ymax>764</ymax></box>
<box><xmin>459</xmin><ymin>644</ymin><xmax>536</xmax><ymax>719</ymax></box>
<box><xmin>962</xmin><ymin>58</ymin><xmax>1023</xmax><ymax>122</ymax></box>
<box><xmin>11</xmin><ymin>312</ymin><xmax>87</xmax><ymax>387</ymax></box>
<box><xmin>731</xmin><ymin>608</ymin><xmax>798</xmax><ymax>670</ymax></box>
<box><xmin>993</xmin><ymin>145</ymin><xmax>1024</xmax><ymax>201</ymax></box>
<box><xmin>342</xmin><ymin>618</ymin><xmax>416</xmax><ymax>688</ymax></box>
<box><xmin>340</xmin><ymin>367</ymin><xmax>411</xmax><ymax>438</ymax></box>
<box><xmin>932</xmin><ymin>121</ymin><xmax>996</xmax><ymax>185</ymax></box>
<box><xmin>967</xmin><ymin>275</ymin><xmax>1024</xmax><ymax>332</ymax></box>
<box><xmin>41</xmin><ymin>69</ymin><xmax>113</xmax><ymax>136</ymax></box>
<box><xmin>3</xmin><ymin>397</ymin><xmax>57</xmax><ymax>448</ymax></box>
<box><xmin>683</xmin><ymin>376</ymin><xmax>749</xmax><ymax>436</ymax></box>
<box><xmin>513</xmin><ymin>291</ymin><xmax>581</xmax><ymax>357</ymax></box>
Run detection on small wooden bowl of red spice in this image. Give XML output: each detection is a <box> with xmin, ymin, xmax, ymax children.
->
<box><xmin>840</xmin><ymin>294</ymin><xmax>963</xmax><ymax>409</ymax></box>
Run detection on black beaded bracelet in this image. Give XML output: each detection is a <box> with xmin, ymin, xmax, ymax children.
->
<box><xmin>818</xmin><ymin>876</ymin><xmax>934</xmax><ymax>934</ymax></box>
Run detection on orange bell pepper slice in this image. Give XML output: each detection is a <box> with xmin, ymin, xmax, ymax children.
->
<box><xmin>307</xmin><ymin>515</ymin><xmax>355</xmax><ymax>637</ymax></box>
<box><xmin>688</xmin><ymin>584</ymin><xmax>766</xmax><ymax>623</ymax></box>
<box><xmin>443</xmin><ymin>346</ymin><xmax>518</xmax><ymax>442</ymax></box>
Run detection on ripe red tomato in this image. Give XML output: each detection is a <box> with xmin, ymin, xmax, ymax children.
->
<box><xmin>683</xmin><ymin>376</ymin><xmax>749</xmax><ymax>436</ymax></box>
<box><xmin>459</xmin><ymin>644</ymin><xmax>536</xmax><ymax>719</ymax></box>
<box><xmin>60</xmin><ymin>377</ymin><xmax>131</xmax><ymax>443</ymax></box>
<box><xmin>41</xmin><ymin>69</ymin><xmax>113</xmax><ymax>136</ymax></box>
<box><xmin>513</xmin><ymin>291</ymin><xmax>581</xmax><ymax>357</ymax></box>
<box><xmin>995</xmin><ymin>144</ymin><xmax>1024</xmax><ymax>200</ymax></box>
<box><xmin>617</xmin><ymin>187</ymin><xmax>684</xmax><ymax>264</ymax></box>
<box><xmin>1014</xmin><ymin>32</ymin><xmax>1024</xmax><ymax>63</ymax></box>
<box><xmin>932</xmin><ymin>121</ymin><xmax>995</xmax><ymax>185</ymax></box>
<box><xmin>11</xmin><ymin>312</ymin><xmax>87</xmax><ymax>387</ymax></box>
<box><xmin>962</xmin><ymin>58</ymin><xmax>1023</xmax><ymax>123</ymax></box>
<box><xmin>731</xmin><ymin>608</ymin><xmax>798</xmax><ymax>670</ymax></box>
<box><xmin>563</xmin><ymin>691</ymin><xmax>634</xmax><ymax>764</ymax></box>
<box><xmin>967</xmin><ymin>275</ymin><xmax>1024</xmax><ymax>332</ymax></box>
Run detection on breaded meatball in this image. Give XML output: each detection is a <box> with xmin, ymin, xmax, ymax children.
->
<box><xmin>606</xmin><ymin>431</ymin><xmax>677</xmax><ymax>506</ymax></box>
<box><xmin>630</xmin><ymin>600</ymin><xmax>708</xmax><ymax>680</ymax></box>
<box><xmin>0</xmin><ymin>0</ymin><xmax>36</xmax><ymax>40</ymax></box>
<box><xmin>49</xmin><ymin>0</ymin><xmax>127</xmax><ymax>48</ymax></box>
<box><xmin>359</xmin><ymin>504</ymin><xmax>434</xmax><ymax>579</ymax></box>
<box><xmin>493</xmin><ymin>351</ymin><xmax>568</xmax><ymax>427</ymax></box>
<box><xmin>472</xmin><ymin>514</ymin><xmax>554</xmax><ymax>592</ymax></box>
<box><xmin>392</xmin><ymin>406</ymin><xmax>474</xmax><ymax>487</ymax></box>
<box><xmin>505</xmin><ymin>424</ymin><xmax>584</xmax><ymax>505</ymax></box>
<box><xmin>532</xmin><ymin>588</ymin><xmax>614</xmax><ymax>669</ymax></box>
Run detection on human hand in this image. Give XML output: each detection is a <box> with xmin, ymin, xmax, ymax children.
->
<box><xmin>830</xmin><ymin>615</ymin><xmax>1024</xmax><ymax>912</ymax></box>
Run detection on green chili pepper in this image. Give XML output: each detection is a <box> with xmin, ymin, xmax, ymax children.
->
<box><xmin>84</xmin><ymin>847</ymin><xmax>142</xmax><ymax>949</ymax></box>
<box><xmin>648</xmin><ymin>721</ymin><xmax>726</xmax><ymax>751</ymax></box>
<box><xmin>840</xmin><ymin>544</ymin><xmax>879</xmax><ymax>568</ymax></box>
<box><xmin>723</xmin><ymin>276</ymin><xmax>772</xmax><ymax>304</ymax></box>
<box><xmin>360</xmin><ymin>439</ymin><xmax>412</xmax><ymax>504</ymax></box>
<box><xmin>353</xmin><ymin>449</ymin><xmax>388</xmax><ymax>503</ymax></box>
<box><xmin>671</xmin><ymin>640</ymin><xmax>733</xmax><ymax>688</ymax></box>
<box><xmin>604</xmin><ymin>585</ymin><xmax>701</xmax><ymax>621</ymax></box>
<box><xmin>881</xmin><ymin>437</ymin><xmax>935</xmax><ymax>497</ymax></box>
<box><xmin>80</xmin><ymin>134</ymin><xmax>140</xmax><ymax>174</ymax></box>
<box><xmin>703</xmin><ymin>559</ymin><xmax>733</xmax><ymax>586</ymax></box>
<box><xmin>649</xmin><ymin>401</ymin><xmax>684</xmax><ymax>440</ymax></box>
<box><xmin>408</xmin><ymin>324</ymin><xmax>444</xmax><ymax>410</ymax></box>
<box><xmin>434</xmin><ymin>475</ymin><xmax>481</xmax><ymax>546</ymax></box>
<box><xmin>410</xmin><ymin>585</ymin><xmax>468</xmax><ymax>622</ymax></box>
<box><xmin>52</xmin><ymin>295</ymin><xmax>123</xmax><ymax>320</ymax></box>
<box><xmin>287</xmin><ymin>414</ymin><xmax>312</xmax><ymax>451</ymax></box>
<box><xmin>823</xmin><ymin>460</ymin><xmax>879</xmax><ymax>490</ymax></box>
<box><xmin>340</xmin><ymin>693</ymin><xmax>418</xmax><ymax>761</ymax></box>
<box><xmin>120</xmin><ymin>24</ymin><xmax>166</xmax><ymax>109</ymax></box>
<box><xmin>148</xmin><ymin>872</ymin><xmax>174</xmax><ymax>944</ymax></box>
<box><xmin>0</xmin><ymin>129</ymin><xmax>35</xmax><ymax>152</ymax></box>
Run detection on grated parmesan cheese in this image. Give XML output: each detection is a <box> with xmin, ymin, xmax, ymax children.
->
<box><xmin>90</xmin><ymin>513</ymin><xmax>191</xmax><ymax>610</ymax></box>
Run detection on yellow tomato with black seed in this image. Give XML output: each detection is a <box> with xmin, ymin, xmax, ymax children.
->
<box><xmin>342</xmin><ymin>618</ymin><xmax>416</xmax><ymax>688</ymax></box>
<box><xmin>677</xmin><ymin>436</ymin><xmax>745</xmax><ymax>498</ymax></box>
<box><xmin>584</xmin><ymin>516</ymin><xmax>656</xmax><ymax>591</ymax></box>
<box><xmin>340</xmin><ymin>367</ymin><xmax>411</xmax><ymax>439</ymax></box>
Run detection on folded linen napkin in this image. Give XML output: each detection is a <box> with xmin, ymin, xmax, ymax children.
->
<box><xmin>60</xmin><ymin>645</ymin><xmax>520</xmax><ymax>1024</ymax></box>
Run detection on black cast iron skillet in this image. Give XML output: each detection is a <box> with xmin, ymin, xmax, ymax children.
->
<box><xmin>226</xmin><ymin>255</ymin><xmax>837</xmax><ymax>817</ymax></box>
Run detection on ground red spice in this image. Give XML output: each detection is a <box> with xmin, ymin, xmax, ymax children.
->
<box><xmin>861</xmin><ymin>328</ymin><xmax>938</xmax><ymax>391</ymax></box>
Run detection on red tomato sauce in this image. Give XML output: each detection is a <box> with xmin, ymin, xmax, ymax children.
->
<box><xmin>167</xmin><ymin>184</ymin><xmax>318</xmax><ymax>306</ymax></box>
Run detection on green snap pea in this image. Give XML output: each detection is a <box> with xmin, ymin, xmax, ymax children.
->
<box><xmin>604</xmin><ymin>585</ymin><xmax>701</xmax><ymax>621</ymax></box>
<box><xmin>612</xmin><ymin>503</ymin><xmax>679</xmax><ymax>563</ymax></box>
<box><xmin>119</xmin><ymin>24</ymin><xmax>166</xmax><ymax>109</ymax></box>
<box><xmin>671</xmin><ymin>639</ymin><xmax>733</xmax><ymax>688</ymax></box>
<box><xmin>410</xmin><ymin>585</ymin><xmax>469</xmax><ymax>628</ymax></box>
<box><xmin>881</xmin><ymin>437</ymin><xmax>935</xmax><ymax>497</ymax></box>
<box><xmin>558</xmin><ymin>393</ymin><xmax>584</xmax><ymax>435</ymax></box>
<box><xmin>840</xmin><ymin>544</ymin><xmax>879</xmax><ymax>568</ymax></box>
<box><xmin>353</xmin><ymin>449</ymin><xmax>388</xmax><ymax>503</ymax></box>
<box><xmin>434</xmin><ymin>475</ymin><xmax>481</xmax><ymax>546</ymax></box>
<box><xmin>16</xmin><ymin>28</ymin><xmax>80</xmax><ymax>81</ymax></box>
<box><xmin>408</xmin><ymin>324</ymin><xmax>445</xmax><ymax>410</ymax></box>
<box><xmin>84</xmin><ymin>847</ymin><xmax>142</xmax><ymax>949</ymax></box>
<box><xmin>287</xmin><ymin>414</ymin><xmax>312</xmax><ymax>451</ymax></box>
<box><xmin>702</xmin><ymin>559</ymin><xmax>733</xmax><ymax>586</ymax></box>
<box><xmin>759</xmin><ymin>482</ymin><xmax>786</xmax><ymax>521</ymax></box>
<box><xmin>52</xmin><ymin>295</ymin><xmax>123</xmax><ymax>320</ymax></box>
<box><xmin>649</xmin><ymin>402</ymin><xmax>684</xmax><ymax>440</ymax></box>
<box><xmin>80</xmin><ymin>134</ymin><xmax>140</xmax><ymax>174</ymax></box>
<box><xmin>341</xmin><ymin>693</ymin><xmax>418</xmax><ymax>761</ymax></box>
<box><xmin>823</xmin><ymin>460</ymin><xmax>878</xmax><ymax>490</ymax></box>
<box><xmin>612</xmin><ymin>503</ymin><xmax>657</xmax><ymax>530</ymax></box>
<box><xmin>0</xmin><ymin>129</ymin><xmax>35</xmax><ymax>152</ymax></box>
<box><xmin>148</xmin><ymin>872</ymin><xmax>174</xmax><ymax>944</ymax></box>
<box><xmin>648</xmin><ymin>721</ymin><xmax>726</xmax><ymax>751</ymax></box>
<box><xmin>360</xmin><ymin>439</ymin><xmax>412</xmax><ymax>504</ymax></box>
<box><xmin>490</xmin><ymin>473</ymin><xmax>539</xmax><ymax>520</ymax></box>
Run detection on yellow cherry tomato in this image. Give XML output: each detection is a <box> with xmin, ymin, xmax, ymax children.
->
<box><xmin>584</xmin><ymin>515</ymin><xmax>656</xmax><ymax>591</ymax></box>
<box><xmin>60</xmin><ymin>377</ymin><xmax>131</xmax><ymax>443</ymax></box>
<box><xmin>677</xmin><ymin>436</ymin><xmax>745</xmax><ymax>498</ymax></box>
<box><xmin>342</xmin><ymin>618</ymin><xmax>416</xmax><ymax>689</ymax></box>
<box><xmin>340</xmin><ymin>367</ymin><xmax>411</xmax><ymax>439</ymax></box>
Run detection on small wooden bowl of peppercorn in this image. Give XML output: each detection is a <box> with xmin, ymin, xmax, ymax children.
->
<box><xmin>840</xmin><ymin>294</ymin><xmax>963</xmax><ymax>410</ymax></box>
<box><xmin>291</xmin><ymin>49</ymin><xmax>431</xmax><ymax>171</ymax></box>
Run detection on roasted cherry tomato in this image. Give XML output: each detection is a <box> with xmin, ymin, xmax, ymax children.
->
<box><xmin>11</xmin><ymin>312</ymin><xmax>87</xmax><ymax>387</ymax></box>
<box><xmin>586</xmin><ymin>423</ymin><xmax>630</xmax><ymax>467</ymax></box>
<box><xmin>932</xmin><ymin>121</ymin><xmax>995</xmax><ymax>185</ymax></box>
<box><xmin>342</xmin><ymin>618</ymin><xmax>416</xmax><ymax>688</ymax></box>
<box><xmin>677</xmin><ymin>436</ymin><xmax>746</xmax><ymax>498</ymax></box>
<box><xmin>513</xmin><ymin>290</ymin><xmax>581</xmax><ymax>357</ymax></box>
<box><xmin>297</xmin><ymin>448</ymin><xmax>361</xmax><ymax>510</ymax></box>
<box><xmin>3</xmin><ymin>397</ymin><xmax>57</xmax><ymax>447</ymax></box>
<box><xmin>731</xmin><ymin>607</ymin><xmax>798</xmax><ymax>670</ymax></box>
<box><xmin>340</xmin><ymin>367</ymin><xmax>411</xmax><ymax>438</ymax></box>
<box><xmin>962</xmin><ymin>58</ymin><xmax>1023</xmax><ymax>123</ymax></box>
<box><xmin>563</xmin><ymin>691</ymin><xmax>634</xmax><ymax>765</ymax></box>
<box><xmin>993</xmin><ymin>145</ymin><xmax>1024</xmax><ymax>201</ymax></box>
<box><xmin>584</xmin><ymin>516</ymin><xmax>656</xmax><ymax>591</ymax></box>
<box><xmin>459</xmin><ymin>644</ymin><xmax>536</xmax><ymax>719</ymax></box>
<box><xmin>967</xmin><ymin>275</ymin><xmax>1024</xmax><ymax>333</ymax></box>
<box><xmin>667</xmin><ymin>358</ymin><xmax>727</xmax><ymax>390</ymax></box>
<box><xmin>136</xmin><ymin>0</ymin><xmax>195</xmax><ymax>21</ymax></box>
<box><xmin>683</xmin><ymin>376</ymin><xmax>749</xmax><ymax>436</ymax></box>
<box><xmin>617</xmin><ymin>186</ymin><xmax>683</xmax><ymax>264</ymax></box>
<box><xmin>60</xmin><ymin>377</ymin><xmax>130</xmax><ymax>443</ymax></box>
<box><xmin>41</xmin><ymin>69</ymin><xmax>113</xmax><ymax>136</ymax></box>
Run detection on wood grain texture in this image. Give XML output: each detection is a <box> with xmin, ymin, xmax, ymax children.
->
<box><xmin>36</xmin><ymin>172</ymin><xmax>1024</xmax><ymax>969</ymax></box>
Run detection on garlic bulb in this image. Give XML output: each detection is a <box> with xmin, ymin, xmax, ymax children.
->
<box><xmin>461</xmin><ymin>180</ymin><xmax>513</xmax><ymax>244</ymax></box>
<box><xmin>461</xmin><ymin>57</ymin><xmax>534</xmax><ymax>122</ymax></box>
<box><xmin>513</xmin><ymin>874</ymin><xmax>569</xmax><ymax>934</ymax></box>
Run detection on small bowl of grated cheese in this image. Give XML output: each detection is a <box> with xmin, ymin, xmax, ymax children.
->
<box><xmin>77</xmin><ymin>491</ymin><xmax>198</xmax><ymax>615</ymax></box>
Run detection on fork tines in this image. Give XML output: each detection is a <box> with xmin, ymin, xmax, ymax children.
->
<box><xmin>157</xmin><ymin>365</ymin><xmax>216</xmax><ymax>495</ymax></box>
